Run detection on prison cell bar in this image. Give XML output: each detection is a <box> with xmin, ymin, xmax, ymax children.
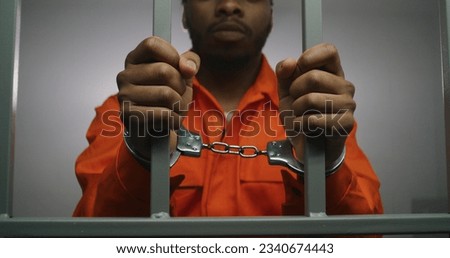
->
<box><xmin>150</xmin><ymin>0</ymin><xmax>171</xmax><ymax>218</ymax></box>
<box><xmin>441</xmin><ymin>0</ymin><xmax>450</xmax><ymax>216</ymax></box>
<box><xmin>302</xmin><ymin>0</ymin><xmax>327</xmax><ymax>217</ymax></box>
<box><xmin>1</xmin><ymin>0</ymin><xmax>450</xmax><ymax>237</ymax></box>
<box><xmin>0</xmin><ymin>0</ymin><xmax>20</xmax><ymax>220</ymax></box>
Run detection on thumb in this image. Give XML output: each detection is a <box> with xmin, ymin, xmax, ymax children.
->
<box><xmin>276</xmin><ymin>58</ymin><xmax>301</xmax><ymax>99</ymax></box>
<box><xmin>179</xmin><ymin>51</ymin><xmax>201</xmax><ymax>87</ymax></box>
<box><xmin>177</xmin><ymin>51</ymin><xmax>199</xmax><ymax>123</ymax></box>
<box><xmin>276</xmin><ymin>58</ymin><xmax>301</xmax><ymax>136</ymax></box>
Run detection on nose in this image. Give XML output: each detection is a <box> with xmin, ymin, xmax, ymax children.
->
<box><xmin>216</xmin><ymin>0</ymin><xmax>243</xmax><ymax>17</ymax></box>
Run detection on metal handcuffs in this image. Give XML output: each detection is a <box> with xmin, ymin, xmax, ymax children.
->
<box><xmin>169</xmin><ymin>125</ymin><xmax>305</xmax><ymax>174</ymax></box>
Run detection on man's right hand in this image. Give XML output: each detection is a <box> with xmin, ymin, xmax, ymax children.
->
<box><xmin>117</xmin><ymin>36</ymin><xmax>200</xmax><ymax>159</ymax></box>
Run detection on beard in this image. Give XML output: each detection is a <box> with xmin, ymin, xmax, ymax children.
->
<box><xmin>186</xmin><ymin>18</ymin><xmax>271</xmax><ymax>72</ymax></box>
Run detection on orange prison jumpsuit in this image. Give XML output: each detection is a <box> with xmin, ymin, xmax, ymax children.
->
<box><xmin>73</xmin><ymin>57</ymin><xmax>383</xmax><ymax>217</ymax></box>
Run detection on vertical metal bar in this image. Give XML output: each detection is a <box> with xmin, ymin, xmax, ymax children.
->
<box><xmin>153</xmin><ymin>0</ymin><xmax>172</xmax><ymax>42</ymax></box>
<box><xmin>0</xmin><ymin>0</ymin><xmax>20</xmax><ymax>219</ymax></box>
<box><xmin>439</xmin><ymin>0</ymin><xmax>450</xmax><ymax>215</ymax></box>
<box><xmin>150</xmin><ymin>0</ymin><xmax>172</xmax><ymax>218</ymax></box>
<box><xmin>302</xmin><ymin>0</ymin><xmax>326</xmax><ymax>217</ymax></box>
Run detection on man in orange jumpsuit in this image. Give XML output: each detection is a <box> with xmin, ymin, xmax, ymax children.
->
<box><xmin>73</xmin><ymin>0</ymin><xmax>383</xmax><ymax>217</ymax></box>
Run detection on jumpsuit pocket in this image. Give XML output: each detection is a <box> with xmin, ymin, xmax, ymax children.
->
<box><xmin>238</xmin><ymin>156</ymin><xmax>286</xmax><ymax>215</ymax></box>
<box><xmin>169</xmin><ymin>156</ymin><xmax>205</xmax><ymax>217</ymax></box>
<box><xmin>170</xmin><ymin>185</ymin><xmax>203</xmax><ymax>217</ymax></box>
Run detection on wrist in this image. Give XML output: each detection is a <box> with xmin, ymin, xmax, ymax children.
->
<box><xmin>324</xmin><ymin>146</ymin><xmax>346</xmax><ymax>176</ymax></box>
<box><xmin>123</xmin><ymin>129</ymin><xmax>178</xmax><ymax>168</ymax></box>
<box><xmin>289</xmin><ymin>137</ymin><xmax>346</xmax><ymax>176</ymax></box>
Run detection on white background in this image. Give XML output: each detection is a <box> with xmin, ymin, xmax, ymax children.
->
<box><xmin>2</xmin><ymin>238</ymin><xmax>450</xmax><ymax>257</ymax></box>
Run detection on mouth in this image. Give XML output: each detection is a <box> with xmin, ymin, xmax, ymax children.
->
<box><xmin>209</xmin><ymin>21</ymin><xmax>248</xmax><ymax>42</ymax></box>
<box><xmin>212</xmin><ymin>22</ymin><xmax>246</xmax><ymax>32</ymax></box>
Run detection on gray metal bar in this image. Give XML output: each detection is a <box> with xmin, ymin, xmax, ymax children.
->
<box><xmin>302</xmin><ymin>0</ymin><xmax>326</xmax><ymax>216</ymax></box>
<box><xmin>302</xmin><ymin>0</ymin><xmax>323</xmax><ymax>48</ymax></box>
<box><xmin>0</xmin><ymin>0</ymin><xmax>20</xmax><ymax>218</ymax></box>
<box><xmin>150</xmin><ymin>0</ymin><xmax>172</xmax><ymax>218</ymax></box>
<box><xmin>446</xmin><ymin>0</ymin><xmax>450</xmax><ymax>217</ymax></box>
<box><xmin>304</xmin><ymin>137</ymin><xmax>326</xmax><ymax>216</ymax></box>
<box><xmin>153</xmin><ymin>0</ymin><xmax>172</xmax><ymax>42</ymax></box>
<box><xmin>440</xmin><ymin>0</ymin><xmax>450</xmax><ymax>216</ymax></box>
<box><xmin>1</xmin><ymin>214</ymin><xmax>450</xmax><ymax>237</ymax></box>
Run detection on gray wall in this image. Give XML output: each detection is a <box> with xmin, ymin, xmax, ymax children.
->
<box><xmin>13</xmin><ymin>0</ymin><xmax>448</xmax><ymax>217</ymax></box>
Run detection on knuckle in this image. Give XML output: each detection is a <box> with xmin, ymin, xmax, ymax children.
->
<box><xmin>143</xmin><ymin>36</ymin><xmax>159</xmax><ymax>51</ymax></box>
<box><xmin>324</xmin><ymin>43</ymin><xmax>338</xmax><ymax>56</ymax></box>
<box><xmin>339</xmin><ymin>113</ymin><xmax>355</xmax><ymax>133</ymax></box>
<box><xmin>117</xmin><ymin>88</ymin><xmax>131</xmax><ymax>104</ymax></box>
<box><xmin>298</xmin><ymin>54</ymin><xmax>310</xmax><ymax>70</ymax></box>
<box><xmin>158</xmin><ymin>87</ymin><xmax>172</xmax><ymax>103</ymax></box>
<box><xmin>116</xmin><ymin>70</ymin><xmax>128</xmax><ymax>86</ymax></box>
<box><xmin>306</xmin><ymin>70</ymin><xmax>322</xmax><ymax>86</ymax></box>
<box><xmin>306</xmin><ymin>115</ymin><xmax>321</xmax><ymax>131</ymax></box>
<box><xmin>303</xmin><ymin>93</ymin><xmax>321</xmax><ymax>110</ymax></box>
<box><xmin>156</xmin><ymin>63</ymin><xmax>175</xmax><ymax>81</ymax></box>
<box><xmin>346</xmin><ymin>99</ymin><xmax>357</xmax><ymax>112</ymax></box>
<box><xmin>124</xmin><ymin>54</ymin><xmax>132</xmax><ymax>67</ymax></box>
<box><xmin>346</xmin><ymin>81</ymin><xmax>356</xmax><ymax>97</ymax></box>
<box><xmin>158</xmin><ymin>87</ymin><xmax>177</xmax><ymax>107</ymax></box>
<box><xmin>337</xmin><ymin>97</ymin><xmax>356</xmax><ymax>115</ymax></box>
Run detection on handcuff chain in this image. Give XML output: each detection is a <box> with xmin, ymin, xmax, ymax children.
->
<box><xmin>172</xmin><ymin>125</ymin><xmax>312</xmax><ymax>174</ymax></box>
<box><xmin>202</xmin><ymin>142</ymin><xmax>268</xmax><ymax>158</ymax></box>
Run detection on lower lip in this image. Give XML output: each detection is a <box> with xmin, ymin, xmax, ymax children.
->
<box><xmin>213</xmin><ymin>30</ymin><xmax>245</xmax><ymax>41</ymax></box>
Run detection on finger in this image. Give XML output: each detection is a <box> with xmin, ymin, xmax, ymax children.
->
<box><xmin>289</xmin><ymin>70</ymin><xmax>355</xmax><ymax>99</ymax></box>
<box><xmin>298</xmin><ymin>43</ymin><xmax>345</xmax><ymax>77</ymax></box>
<box><xmin>292</xmin><ymin>112</ymin><xmax>354</xmax><ymax>137</ymax></box>
<box><xmin>279</xmin><ymin>109</ymin><xmax>297</xmax><ymax>137</ymax></box>
<box><xmin>291</xmin><ymin>93</ymin><xmax>356</xmax><ymax>117</ymax></box>
<box><xmin>125</xmin><ymin>36</ymin><xmax>180</xmax><ymax>68</ymax></box>
<box><xmin>180</xmin><ymin>86</ymin><xmax>193</xmax><ymax>116</ymax></box>
<box><xmin>179</xmin><ymin>51</ymin><xmax>201</xmax><ymax>82</ymax></box>
<box><xmin>276</xmin><ymin>58</ymin><xmax>301</xmax><ymax>99</ymax></box>
<box><xmin>117</xmin><ymin>63</ymin><xmax>186</xmax><ymax>95</ymax></box>
<box><xmin>118</xmin><ymin>85</ymin><xmax>184</xmax><ymax>113</ymax></box>
<box><xmin>121</xmin><ymin>105</ymin><xmax>184</xmax><ymax>133</ymax></box>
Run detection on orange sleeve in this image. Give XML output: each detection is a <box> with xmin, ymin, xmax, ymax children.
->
<box><xmin>325</xmin><ymin>122</ymin><xmax>384</xmax><ymax>215</ymax></box>
<box><xmin>73</xmin><ymin>95</ymin><xmax>151</xmax><ymax>217</ymax></box>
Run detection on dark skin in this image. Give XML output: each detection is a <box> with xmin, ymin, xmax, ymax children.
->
<box><xmin>117</xmin><ymin>0</ymin><xmax>355</xmax><ymax>167</ymax></box>
<box><xmin>182</xmin><ymin>0</ymin><xmax>272</xmax><ymax>113</ymax></box>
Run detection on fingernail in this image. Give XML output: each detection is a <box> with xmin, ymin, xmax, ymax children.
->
<box><xmin>187</xmin><ymin>60</ymin><xmax>197</xmax><ymax>70</ymax></box>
